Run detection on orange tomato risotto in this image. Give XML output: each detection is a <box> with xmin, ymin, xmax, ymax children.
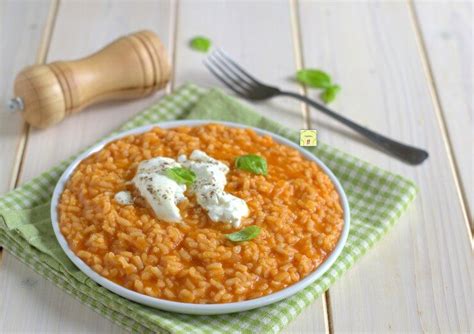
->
<box><xmin>58</xmin><ymin>124</ymin><xmax>344</xmax><ymax>303</ymax></box>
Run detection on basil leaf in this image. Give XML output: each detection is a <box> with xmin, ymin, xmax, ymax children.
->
<box><xmin>225</xmin><ymin>225</ymin><xmax>261</xmax><ymax>242</ymax></box>
<box><xmin>321</xmin><ymin>84</ymin><xmax>341</xmax><ymax>104</ymax></box>
<box><xmin>235</xmin><ymin>154</ymin><xmax>267</xmax><ymax>175</ymax></box>
<box><xmin>190</xmin><ymin>36</ymin><xmax>211</xmax><ymax>53</ymax></box>
<box><xmin>296</xmin><ymin>69</ymin><xmax>332</xmax><ymax>89</ymax></box>
<box><xmin>166</xmin><ymin>167</ymin><xmax>196</xmax><ymax>186</ymax></box>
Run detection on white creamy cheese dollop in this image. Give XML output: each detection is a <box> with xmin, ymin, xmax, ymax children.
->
<box><xmin>117</xmin><ymin>151</ymin><xmax>249</xmax><ymax>226</ymax></box>
<box><xmin>132</xmin><ymin>157</ymin><xmax>186</xmax><ymax>223</ymax></box>
<box><xmin>114</xmin><ymin>191</ymin><xmax>133</xmax><ymax>205</ymax></box>
<box><xmin>180</xmin><ymin>150</ymin><xmax>249</xmax><ymax>227</ymax></box>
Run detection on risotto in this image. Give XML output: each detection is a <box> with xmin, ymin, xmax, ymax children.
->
<box><xmin>58</xmin><ymin>124</ymin><xmax>344</xmax><ymax>304</ymax></box>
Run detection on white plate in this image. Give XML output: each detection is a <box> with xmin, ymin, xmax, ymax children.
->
<box><xmin>51</xmin><ymin>120</ymin><xmax>350</xmax><ymax>315</ymax></box>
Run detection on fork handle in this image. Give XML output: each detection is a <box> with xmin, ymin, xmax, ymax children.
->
<box><xmin>280</xmin><ymin>91</ymin><xmax>429</xmax><ymax>165</ymax></box>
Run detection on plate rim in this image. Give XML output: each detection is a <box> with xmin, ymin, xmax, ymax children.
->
<box><xmin>50</xmin><ymin>120</ymin><xmax>350</xmax><ymax>315</ymax></box>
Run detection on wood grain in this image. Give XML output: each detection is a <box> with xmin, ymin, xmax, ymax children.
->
<box><xmin>0</xmin><ymin>0</ymin><xmax>53</xmax><ymax>195</ymax></box>
<box><xmin>173</xmin><ymin>0</ymin><xmax>308</xmax><ymax>130</ymax></box>
<box><xmin>173</xmin><ymin>1</ymin><xmax>328</xmax><ymax>332</ymax></box>
<box><xmin>0</xmin><ymin>254</ymin><xmax>124</xmax><ymax>333</ymax></box>
<box><xmin>413</xmin><ymin>0</ymin><xmax>473</xmax><ymax>228</ymax></box>
<box><xmin>0</xmin><ymin>1</ymin><xmax>173</xmax><ymax>332</ymax></box>
<box><xmin>297</xmin><ymin>1</ymin><xmax>473</xmax><ymax>331</ymax></box>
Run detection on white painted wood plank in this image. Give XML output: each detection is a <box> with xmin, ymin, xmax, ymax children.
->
<box><xmin>0</xmin><ymin>252</ymin><xmax>124</xmax><ymax>333</ymax></box>
<box><xmin>0</xmin><ymin>1</ymin><xmax>173</xmax><ymax>332</ymax></box>
<box><xmin>298</xmin><ymin>1</ymin><xmax>473</xmax><ymax>332</ymax></box>
<box><xmin>174</xmin><ymin>0</ymin><xmax>307</xmax><ymax>131</ymax></box>
<box><xmin>414</xmin><ymin>0</ymin><xmax>473</xmax><ymax>225</ymax></box>
<box><xmin>0</xmin><ymin>0</ymin><xmax>52</xmax><ymax>195</ymax></box>
<box><xmin>174</xmin><ymin>1</ymin><xmax>327</xmax><ymax>333</ymax></box>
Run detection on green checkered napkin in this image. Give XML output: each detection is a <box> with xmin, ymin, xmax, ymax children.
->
<box><xmin>0</xmin><ymin>84</ymin><xmax>417</xmax><ymax>334</ymax></box>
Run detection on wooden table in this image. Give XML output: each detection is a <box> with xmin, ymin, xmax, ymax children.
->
<box><xmin>1</xmin><ymin>0</ymin><xmax>472</xmax><ymax>332</ymax></box>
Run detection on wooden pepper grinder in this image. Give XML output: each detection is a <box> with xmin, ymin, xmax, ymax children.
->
<box><xmin>8</xmin><ymin>30</ymin><xmax>171</xmax><ymax>128</ymax></box>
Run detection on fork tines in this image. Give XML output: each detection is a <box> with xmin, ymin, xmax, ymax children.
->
<box><xmin>204</xmin><ymin>49</ymin><xmax>260</xmax><ymax>96</ymax></box>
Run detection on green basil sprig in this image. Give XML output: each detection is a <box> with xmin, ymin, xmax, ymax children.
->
<box><xmin>166</xmin><ymin>167</ymin><xmax>196</xmax><ymax>186</ymax></box>
<box><xmin>296</xmin><ymin>68</ymin><xmax>341</xmax><ymax>104</ymax></box>
<box><xmin>190</xmin><ymin>36</ymin><xmax>211</xmax><ymax>53</ymax></box>
<box><xmin>235</xmin><ymin>154</ymin><xmax>267</xmax><ymax>175</ymax></box>
<box><xmin>225</xmin><ymin>225</ymin><xmax>261</xmax><ymax>242</ymax></box>
<box><xmin>321</xmin><ymin>84</ymin><xmax>341</xmax><ymax>104</ymax></box>
<box><xmin>296</xmin><ymin>69</ymin><xmax>332</xmax><ymax>89</ymax></box>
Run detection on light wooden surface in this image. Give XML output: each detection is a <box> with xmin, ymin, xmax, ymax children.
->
<box><xmin>0</xmin><ymin>0</ymin><xmax>472</xmax><ymax>333</ymax></box>
<box><xmin>298</xmin><ymin>2</ymin><xmax>473</xmax><ymax>332</ymax></box>
<box><xmin>413</xmin><ymin>0</ymin><xmax>473</xmax><ymax>226</ymax></box>
<box><xmin>0</xmin><ymin>0</ymin><xmax>53</xmax><ymax>194</ymax></box>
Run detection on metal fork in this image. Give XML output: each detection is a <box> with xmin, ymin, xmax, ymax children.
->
<box><xmin>204</xmin><ymin>49</ymin><xmax>429</xmax><ymax>165</ymax></box>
